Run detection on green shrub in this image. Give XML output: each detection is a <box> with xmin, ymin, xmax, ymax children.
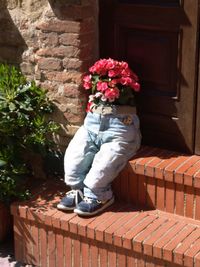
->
<box><xmin>0</xmin><ymin>63</ymin><xmax>60</xmax><ymax>204</ymax></box>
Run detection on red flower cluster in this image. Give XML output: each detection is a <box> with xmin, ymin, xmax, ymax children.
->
<box><xmin>83</xmin><ymin>58</ymin><xmax>140</xmax><ymax>111</ymax></box>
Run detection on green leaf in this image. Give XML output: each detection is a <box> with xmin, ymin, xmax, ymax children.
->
<box><xmin>0</xmin><ymin>159</ymin><xmax>6</xmax><ymax>167</ymax></box>
<box><xmin>0</xmin><ymin>63</ymin><xmax>60</xmax><ymax>204</ymax></box>
<box><xmin>9</xmin><ymin>102</ymin><xmax>16</xmax><ymax>111</ymax></box>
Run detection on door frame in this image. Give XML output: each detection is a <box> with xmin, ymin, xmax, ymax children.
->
<box><xmin>195</xmin><ymin>32</ymin><xmax>200</xmax><ymax>155</ymax></box>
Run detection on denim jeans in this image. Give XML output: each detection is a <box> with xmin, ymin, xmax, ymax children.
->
<box><xmin>64</xmin><ymin>110</ymin><xmax>141</xmax><ymax>201</ymax></box>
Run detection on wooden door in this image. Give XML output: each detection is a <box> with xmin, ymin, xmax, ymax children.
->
<box><xmin>99</xmin><ymin>0</ymin><xmax>199</xmax><ymax>154</ymax></box>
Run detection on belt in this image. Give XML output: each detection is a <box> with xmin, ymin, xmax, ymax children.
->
<box><xmin>91</xmin><ymin>105</ymin><xmax>137</xmax><ymax>115</ymax></box>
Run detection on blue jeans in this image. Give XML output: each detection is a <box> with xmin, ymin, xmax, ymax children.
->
<box><xmin>64</xmin><ymin>111</ymin><xmax>141</xmax><ymax>201</ymax></box>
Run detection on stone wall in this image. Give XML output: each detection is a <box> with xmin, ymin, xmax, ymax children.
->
<box><xmin>0</xmin><ymin>0</ymin><xmax>99</xmax><ymax>150</ymax></box>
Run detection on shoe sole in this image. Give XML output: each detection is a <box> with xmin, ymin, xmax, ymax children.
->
<box><xmin>57</xmin><ymin>203</ymin><xmax>75</xmax><ymax>211</ymax></box>
<box><xmin>74</xmin><ymin>197</ymin><xmax>115</xmax><ymax>217</ymax></box>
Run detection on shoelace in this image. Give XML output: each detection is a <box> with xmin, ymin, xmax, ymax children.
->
<box><xmin>83</xmin><ymin>197</ymin><xmax>102</xmax><ymax>204</ymax></box>
<box><xmin>65</xmin><ymin>190</ymin><xmax>77</xmax><ymax>197</ymax></box>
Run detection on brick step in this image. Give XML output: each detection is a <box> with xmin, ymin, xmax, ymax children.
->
<box><xmin>113</xmin><ymin>146</ymin><xmax>200</xmax><ymax>220</ymax></box>
<box><xmin>11</xmin><ymin>180</ymin><xmax>200</xmax><ymax>267</ymax></box>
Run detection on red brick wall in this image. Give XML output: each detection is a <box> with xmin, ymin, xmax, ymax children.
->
<box><xmin>0</xmin><ymin>0</ymin><xmax>99</xmax><ymax>149</ymax></box>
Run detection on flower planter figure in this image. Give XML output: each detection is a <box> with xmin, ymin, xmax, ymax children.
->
<box><xmin>57</xmin><ymin>58</ymin><xmax>141</xmax><ymax>216</ymax></box>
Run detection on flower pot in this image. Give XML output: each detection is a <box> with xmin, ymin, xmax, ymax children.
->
<box><xmin>0</xmin><ymin>202</ymin><xmax>12</xmax><ymax>242</ymax></box>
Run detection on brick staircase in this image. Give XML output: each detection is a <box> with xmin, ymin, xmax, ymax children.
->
<box><xmin>11</xmin><ymin>146</ymin><xmax>200</xmax><ymax>267</ymax></box>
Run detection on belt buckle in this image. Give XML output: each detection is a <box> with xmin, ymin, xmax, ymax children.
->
<box><xmin>102</xmin><ymin>106</ymin><xmax>113</xmax><ymax>115</ymax></box>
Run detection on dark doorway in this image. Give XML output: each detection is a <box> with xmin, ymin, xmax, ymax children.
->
<box><xmin>99</xmin><ymin>0</ymin><xmax>199</xmax><ymax>154</ymax></box>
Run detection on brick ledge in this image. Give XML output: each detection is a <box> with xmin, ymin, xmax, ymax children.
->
<box><xmin>130</xmin><ymin>146</ymin><xmax>200</xmax><ymax>187</ymax></box>
<box><xmin>10</xmin><ymin>180</ymin><xmax>200</xmax><ymax>267</ymax></box>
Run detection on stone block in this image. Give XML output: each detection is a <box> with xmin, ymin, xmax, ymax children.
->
<box><xmin>59</xmin><ymin>33</ymin><xmax>80</xmax><ymax>47</ymax></box>
<box><xmin>36</xmin><ymin>46</ymin><xmax>79</xmax><ymax>58</ymax></box>
<box><xmin>38</xmin><ymin>58</ymin><xmax>62</xmax><ymax>71</ymax></box>
<box><xmin>45</xmin><ymin>71</ymin><xmax>82</xmax><ymax>84</ymax></box>
<box><xmin>63</xmin><ymin>58</ymin><xmax>82</xmax><ymax>70</ymax></box>
<box><xmin>36</xmin><ymin>19</ymin><xmax>81</xmax><ymax>33</ymax></box>
<box><xmin>39</xmin><ymin>32</ymin><xmax>59</xmax><ymax>47</ymax></box>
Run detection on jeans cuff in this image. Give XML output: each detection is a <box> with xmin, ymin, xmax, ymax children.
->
<box><xmin>83</xmin><ymin>186</ymin><xmax>113</xmax><ymax>201</ymax></box>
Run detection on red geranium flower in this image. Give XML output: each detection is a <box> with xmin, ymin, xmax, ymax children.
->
<box><xmin>83</xmin><ymin>58</ymin><xmax>140</xmax><ymax>111</ymax></box>
<box><xmin>97</xmin><ymin>81</ymin><xmax>108</xmax><ymax>92</ymax></box>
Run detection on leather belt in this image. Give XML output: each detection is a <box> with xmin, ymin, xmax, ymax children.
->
<box><xmin>92</xmin><ymin>105</ymin><xmax>136</xmax><ymax>115</ymax></box>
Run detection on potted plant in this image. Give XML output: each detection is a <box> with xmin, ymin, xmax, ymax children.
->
<box><xmin>0</xmin><ymin>63</ymin><xmax>60</xmax><ymax>241</ymax></box>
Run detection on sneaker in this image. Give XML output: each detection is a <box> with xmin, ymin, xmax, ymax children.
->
<box><xmin>57</xmin><ymin>189</ymin><xmax>83</xmax><ymax>211</ymax></box>
<box><xmin>74</xmin><ymin>196</ymin><xmax>115</xmax><ymax>216</ymax></box>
